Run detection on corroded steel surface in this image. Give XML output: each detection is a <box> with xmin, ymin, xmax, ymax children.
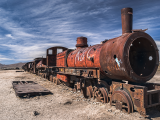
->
<box><xmin>12</xmin><ymin>81</ymin><xmax>52</xmax><ymax>97</ymax></box>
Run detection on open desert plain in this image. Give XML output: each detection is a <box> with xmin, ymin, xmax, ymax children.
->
<box><xmin>0</xmin><ymin>69</ymin><xmax>160</xmax><ymax>120</ymax></box>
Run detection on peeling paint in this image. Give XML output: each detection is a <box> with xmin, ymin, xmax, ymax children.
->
<box><xmin>115</xmin><ymin>58</ymin><xmax>122</xmax><ymax>67</ymax></box>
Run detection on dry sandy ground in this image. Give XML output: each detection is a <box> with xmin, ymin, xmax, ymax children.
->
<box><xmin>0</xmin><ymin>70</ymin><xmax>160</xmax><ymax>120</ymax></box>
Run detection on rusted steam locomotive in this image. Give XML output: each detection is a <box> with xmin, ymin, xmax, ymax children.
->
<box><xmin>22</xmin><ymin>8</ymin><xmax>160</xmax><ymax>116</ymax></box>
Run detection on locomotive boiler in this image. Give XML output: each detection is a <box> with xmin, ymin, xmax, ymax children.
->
<box><xmin>67</xmin><ymin>8</ymin><xmax>159</xmax><ymax>83</ymax></box>
<box><xmin>23</xmin><ymin>8</ymin><xmax>160</xmax><ymax>116</ymax></box>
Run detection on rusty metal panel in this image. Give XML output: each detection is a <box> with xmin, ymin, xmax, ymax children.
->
<box><xmin>86</xmin><ymin>44</ymin><xmax>102</xmax><ymax>67</ymax></box>
<box><xmin>56</xmin><ymin>50</ymin><xmax>67</xmax><ymax>67</ymax></box>
<box><xmin>67</xmin><ymin>49</ymin><xmax>78</xmax><ymax>67</ymax></box>
<box><xmin>36</xmin><ymin>58</ymin><xmax>46</xmax><ymax>68</ymax></box>
<box><xmin>47</xmin><ymin>55</ymin><xmax>56</xmax><ymax>66</ymax></box>
<box><xmin>74</xmin><ymin>47</ymin><xmax>90</xmax><ymax>67</ymax></box>
<box><xmin>147</xmin><ymin>89</ymin><xmax>160</xmax><ymax>108</ymax></box>
<box><xmin>57</xmin><ymin>74</ymin><xmax>68</xmax><ymax>82</ymax></box>
<box><xmin>57</xmin><ymin>67</ymin><xmax>99</xmax><ymax>78</ymax></box>
<box><xmin>67</xmin><ymin>44</ymin><xmax>102</xmax><ymax>68</ymax></box>
<box><xmin>12</xmin><ymin>81</ymin><xmax>52</xmax><ymax>97</ymax></box>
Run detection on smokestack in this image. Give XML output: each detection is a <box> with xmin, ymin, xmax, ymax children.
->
<box><xmin>121</xmin><ymin>8</ymin><xmax>133</xmax><ymax>34</ymax></box>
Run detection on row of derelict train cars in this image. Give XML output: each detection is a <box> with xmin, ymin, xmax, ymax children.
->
<box><xmin>22</xmin><ymin>8</ymin><xmax>160</xmax><ymax>116</ymax></box>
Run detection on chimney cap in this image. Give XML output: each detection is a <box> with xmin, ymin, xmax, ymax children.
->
<box><xmin>121</xmin><ymin>7</ymin><xmax>133</xmax><ymax>14</ymax></box>
<box><xmin>76</xmin><ymin>37</ymin><xmax>88</xmax><ymax>48</ymax></box>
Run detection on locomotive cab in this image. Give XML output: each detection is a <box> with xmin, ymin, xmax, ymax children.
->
<box><xmin>46</xmin><ymin>46</ymin><xmax>68</xmax><ymax>67</ymax></box>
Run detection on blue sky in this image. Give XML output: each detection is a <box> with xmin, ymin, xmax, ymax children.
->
<box><xmin>0</xmin><ymin>0</ymin><xmax>160</xmax><ymax>64</ymax></box>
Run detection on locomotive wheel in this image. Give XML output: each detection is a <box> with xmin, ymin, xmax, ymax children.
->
<box><xmin>81</xmin><ymin>86</ymin><xmax>93</xmax><ymax>98</ymax></box>
<box><xmin>39</xmin><ymin>73</ymin><xmax>41</xmax><ymax>76</ymax></box>
<box><xmin>43</xmin><ymin>74</ymin><xmax>46</xmax><ymax>78</ymax></box>
<box><xmin>98</xmin><ymin>80</ymin><xmax>110</xmax><ymax>92</ymax></box>
<box><xmin>110</xmin><ymin>90</ymin><xmax>133</xmax><ymax>113</ymax></box>
<box><xmin>93</xmin><ymin>87</ymin><xmax>108</xmax><ymax>103</ymax></box>
<box><xmin>44</xmin><ymin>74</ymin><xmax>47</xmax><ymax>79</ymax></box>
<box><xmin>73</xmin><ymin>84</ymin><xmax>77</xmax><ymax>92</ymax></box>
<box><xmin>86</xmin><ymin>86</ymin><xmax>93</xmax><ymax>98</ymax></box>
<box><xmin>46</xmin><ymin>74</ymin><xmax>49</xmax><ymax>80</ymax></box>
<box><xmin>53</xmin><ymin>77</ymin><xmax>56</xmax><ymax>83</ymax></box>
<box><xmin>55</xmin><ymin>78</ymin><xmax>60</xmax><ymax>85</ymax></box>
<box><xmin>49</xmin><ymin>75</ymin><xmax>53</xmax><ymax>82</ymax></box>
<box><xmin>42</xmin><ymin>74</ymin><xmax>45</xmax><ymax>78</ymax></box>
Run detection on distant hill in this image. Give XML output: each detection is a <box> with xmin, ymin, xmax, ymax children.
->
<box><xmin>0</xmin><ymin>62</ymin><xmax>26</xmax><ymax>69</ymax></box>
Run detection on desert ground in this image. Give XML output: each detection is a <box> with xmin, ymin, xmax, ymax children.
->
<box><xmin>0</xmin><ymin>70</ymin><xmax>160</xmax><ymax>120</ymax></box>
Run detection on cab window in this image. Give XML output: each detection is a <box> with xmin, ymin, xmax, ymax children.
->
<box><xmin>57</xmin><ymin>48</ymin><xmax>62</xmax><ymax>54</ymax></box>
<box><xmin>48</xmin><ymin>49</ymin><xmax>53</xmax><ymax>55</ymax></box>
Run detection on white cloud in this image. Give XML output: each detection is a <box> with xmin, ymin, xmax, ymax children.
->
<box><xmin>133</xmin><ymin>16</ymin><xmax>160</xmax><ymax>30</ymax></box>
<box><xmin>0</xmin><ymin>54</ymin><xmax>12</xmax><ymax>61</ymax></box>
<box><xmin>1</xmin><ymin>43</ymin><xmax>61</xmax><ymax>61</ymax></box>
<box><xmin>154</xmin><ymin>41</ymin><xmax>160</xmax><ymax>59</ymax></box>
<box><xmin>5</xmin><ymin>34</ymin><xmax>15</xmax><ymax>39</ymax></box>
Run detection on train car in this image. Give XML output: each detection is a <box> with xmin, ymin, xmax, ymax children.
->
<box><xmin>32</xmin><ymin>57</ymin><xmax>44</xmax><ymax>74</ymax></box>
<box><xmin>22</xmin><ymin>62</ymin><xmax>33</xmax><ymax>72</ymax></box>
<box><xmin>23</xmin><ymin>8</ymin><xmax>160</xmax><ymax>116</ymax></box>
<box><xmin>36</xmin><ymin>46</ymin><xmax>68</xmax><ymax>79</ymax></box>
<box><xmin>22</xmin><ymin>63</ymin><xmax>27</xmax><ymax>71</ymax></box>
<box><xmin>36</xmin><ymin>58</ymin><xmax>46</xmax><ymax>76</ymax></box>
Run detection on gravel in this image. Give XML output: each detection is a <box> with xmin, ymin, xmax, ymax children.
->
<box><xmin>0</xmin><ymin>70</ymin><xmax>160</xmax><ymax>120</ymax></box>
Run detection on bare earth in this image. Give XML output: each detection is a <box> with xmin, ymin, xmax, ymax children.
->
<box><xmin>0</xmin><ymin>70</ymin><xmax>160</xmax><ymax>120</ymax></box>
